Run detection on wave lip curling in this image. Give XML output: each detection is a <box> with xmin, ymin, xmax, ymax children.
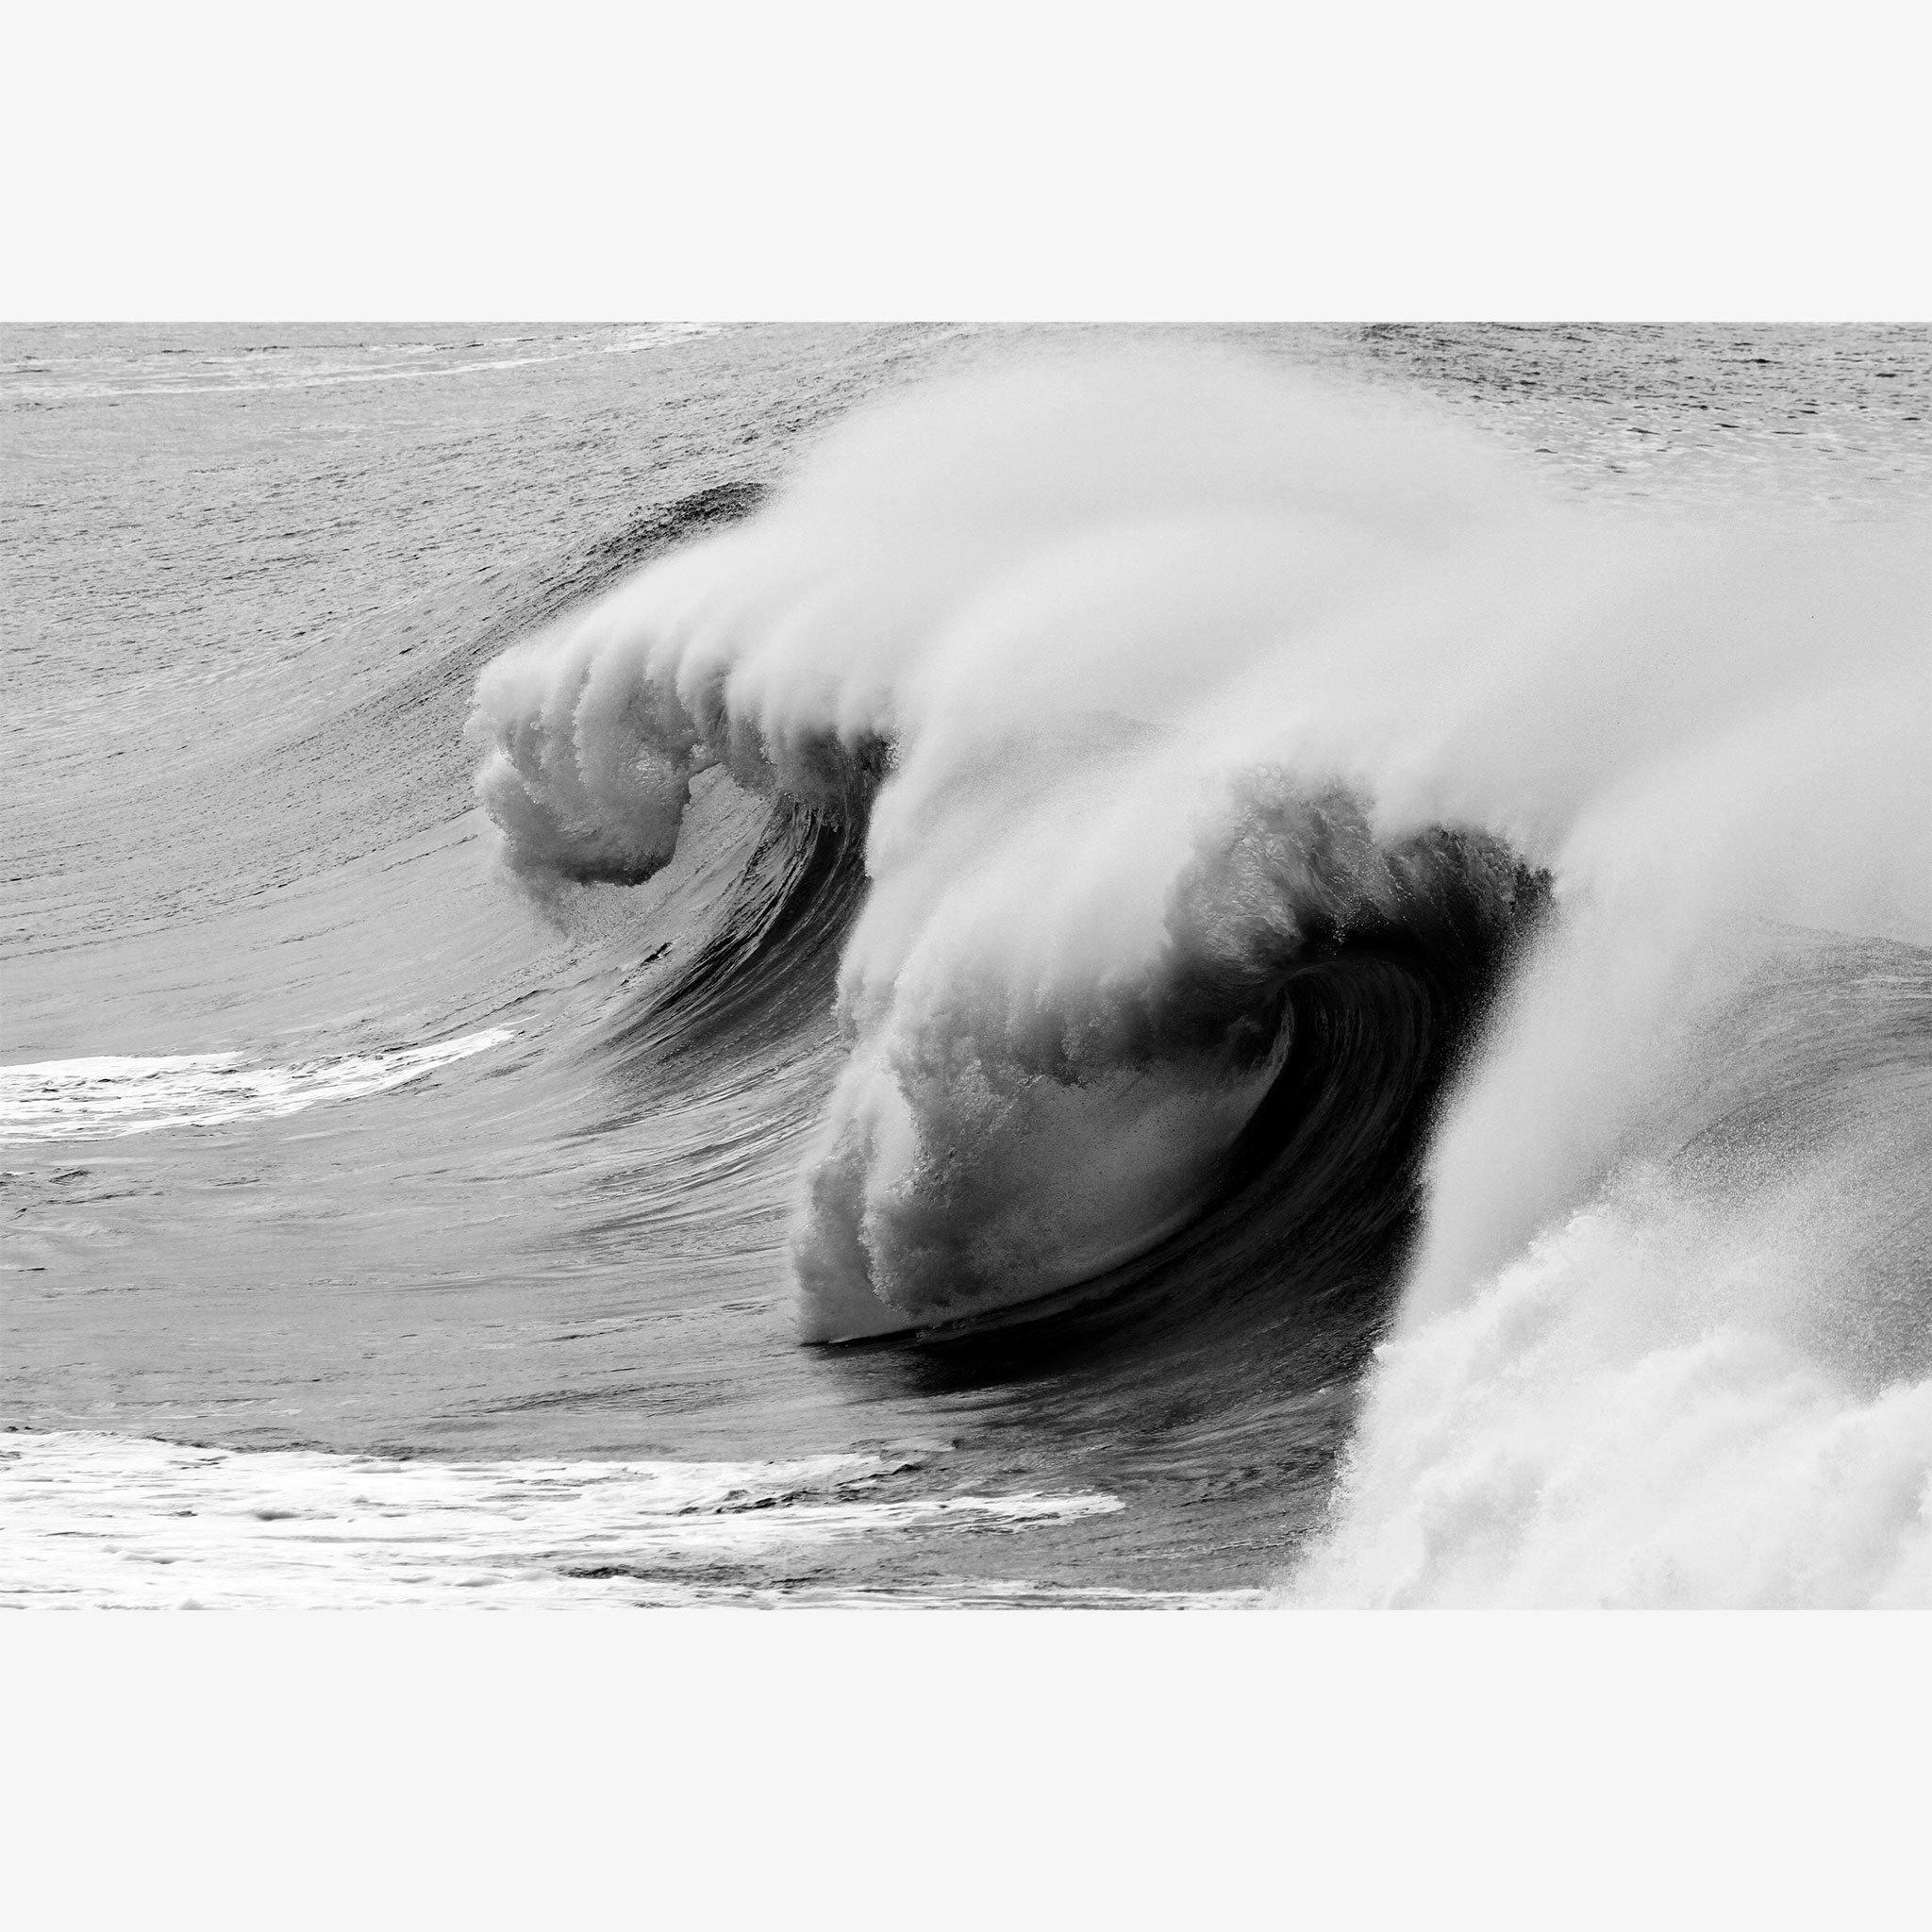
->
<box><xmin>470</xmin><ymin>339</ymin><xmax>1932</xmax><ymax>1606</ymax></box>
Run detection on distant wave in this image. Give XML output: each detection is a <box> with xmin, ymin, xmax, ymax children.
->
<box><xmin>0</xmin><ymin>325</ymin><xmax>722</xmax><ymax>402</ymax></box>
<box><xmin>467</xmin><ymin>347</ymin><xmax>1932</xmax><ymax>1605</ymax></box>
<box><xmin>0</xmin><ymin>1028</ymin><xmax>517</xmax><ymax>1142</ymax></box>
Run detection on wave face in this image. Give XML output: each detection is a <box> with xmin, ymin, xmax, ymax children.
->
<box><xmin>471</xmin><ymin>344</ymin><xmax>1932</xmax><ymax>1605</ymax></box>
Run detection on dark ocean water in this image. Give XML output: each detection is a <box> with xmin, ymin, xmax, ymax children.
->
<box><xmin>5</xmin><ymin>323</ymin><xmax>1928</xmax><ymax>1606</ymax></box>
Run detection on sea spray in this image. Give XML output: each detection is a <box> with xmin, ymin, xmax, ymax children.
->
<box><xmin>470</xmin><ymin>344</ymin><xmax>1932</xmax><ymax>1607</ymax></box>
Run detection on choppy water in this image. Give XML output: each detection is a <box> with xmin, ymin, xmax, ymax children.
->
<box><xmin>5</xmin><ymin>322</ymin><xmax>1929</xmax><ymax>1607</ymax></box>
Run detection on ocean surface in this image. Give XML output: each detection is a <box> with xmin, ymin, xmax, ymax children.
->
<box><xmin>4</xmin><ymin>322</ymin><xmax>1929</xmax><ymax>1607</ymax></box>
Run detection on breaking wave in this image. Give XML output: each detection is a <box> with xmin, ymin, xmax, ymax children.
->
<box><xmin>467</xmin><ymin>347</ymin><xmax>1932</xmax><ymax>1606</ymax></box>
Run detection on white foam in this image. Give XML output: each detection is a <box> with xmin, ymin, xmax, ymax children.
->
<box><xmin>1286</xmin><ymin>1174</ymin><xmax>1932</xmax><ymax>1608</ymax></box>
<box><xmin>0</xmin><ymin>1027</ymin><xmax>515</xmax><ymax>1142</ymax></box>
<box><xmin>0</xmin><ymin>1431</ymin><xmax>1126</xmax><ymax>1608</ymax></box>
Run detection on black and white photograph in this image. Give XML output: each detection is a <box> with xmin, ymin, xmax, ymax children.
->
<box><xmin>9</xmin><ymin>315</ymin><xmax>1932</xmax><ymax>1612</ymax></box>
<box><xmin>6</xmin><ymin>4</ymin><xmax>1929</xmax><ymax>1924</ymax></box>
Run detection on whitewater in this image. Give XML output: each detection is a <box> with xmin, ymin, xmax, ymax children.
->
<box><xmin>5</xmin><ymin>323</ymin><xmax>1929</xmax><ymax>1607</ymax></box>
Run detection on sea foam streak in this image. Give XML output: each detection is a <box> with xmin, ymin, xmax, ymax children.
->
<box><xmin>469</xmin><ymin>347</ymin><xmax>1931</xmax><ymax>1604</ymax></box>
<box><xmin>0</xmin><ymin>1431</ymin><xmax>1126</xmax><ymax>1608</ymax></box>
<box><xmin>0</xmin><ymin>1029</ymin><xmax>516</xmax><ymax>1142</ymax></box>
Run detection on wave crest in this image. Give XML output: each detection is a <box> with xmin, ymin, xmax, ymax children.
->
<box><xmin>469</xmin><ymin>344</ymin><xmax>1932</xmax><ymax>1603</ymax></box>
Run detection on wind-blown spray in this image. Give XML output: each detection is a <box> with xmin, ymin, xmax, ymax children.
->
<box><xmin>471</xmin><ymin>346</ymin><xmax>1932</xmax><ymax>1604</ymax></box>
